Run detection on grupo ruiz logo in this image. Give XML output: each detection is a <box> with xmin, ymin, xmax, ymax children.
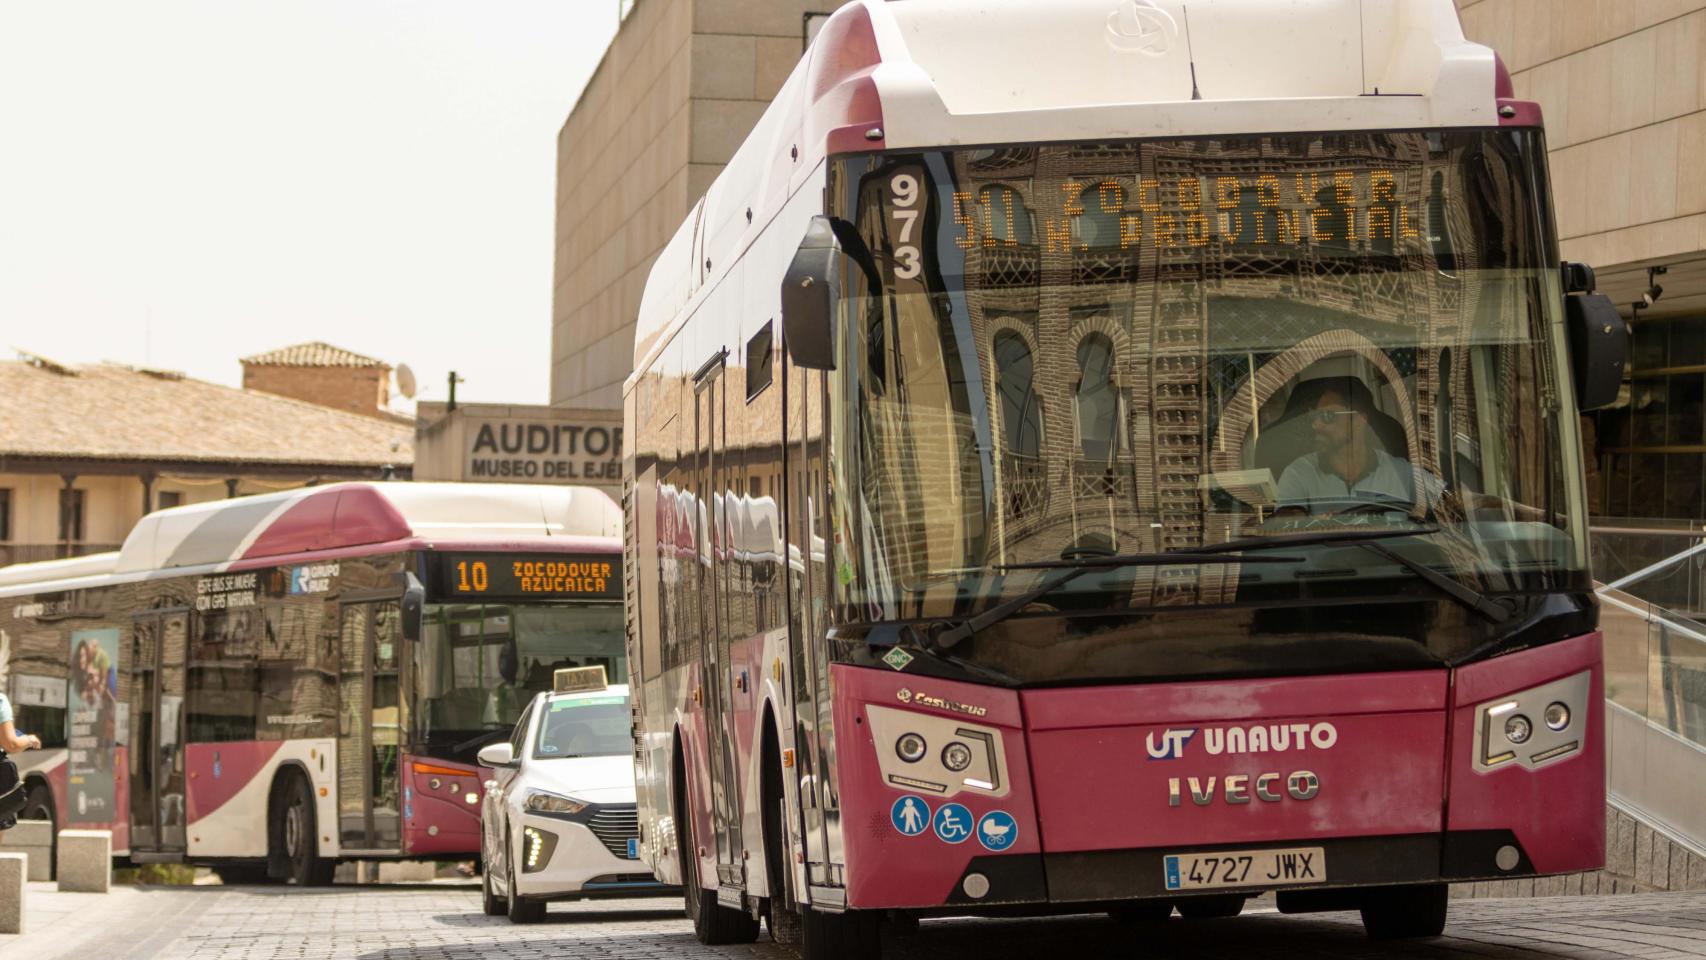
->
<box><xmin>1106</xmin><ymin>0</ymin><xmax>1177</xmax><ymax>55</ymax></box>
<box><xmin>1146</xmin><ymin>722</ymin><xmax>1338</xmax><ymax>760</ymax></box>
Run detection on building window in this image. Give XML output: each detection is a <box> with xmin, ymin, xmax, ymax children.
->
<box><xmin>0</xmin><ymin>488</ymin><xmax>10</xmax><ymax>541</ymax></box>
<box><xmin>993</xmin><ymin>331</ymin><xmax>1041</xmax><ymax>456</ymax></box>
<box><xmin>59</xmin><ymin>488</ymin><xmax>85</xmax><ymax>542</ymax></box>
<box><xmin>158</xmin><ymin>490</ymin><xmax>183</xmax><ymax>510</ymax></box>
<box><xmin>746</xmin><ymin>322</ymin><xmax>774</xmax><ymax>401</ymax></box>
<box><xmin>1075</xmin><ymin>333</ymin><xmax>1125</xmax><ymax>460</ymax></box>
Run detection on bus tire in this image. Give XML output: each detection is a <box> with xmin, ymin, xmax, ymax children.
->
<box><xmin>275</xmin><ymin>772</ymin><xmax>333</xmax><ymax>886</ymax></box>
<box><xmin>1360</xmin><ymin>883</ymin><xmax>1448</xmax><ymax>940</ymax></box>
<box><xmin>674</xmin><ymin>745</ymin><xmax>758</xmax><ymax>945</ymax></box>
<box><xmin>20</xmin><ymin>781</ymin><xmax>56</xmax><ymax>878</ymax></box>
<box><xmin>1176</xmin><ymin>893</ymin><xmax>1245</xmax><ymax>919</ymax></box>
<box><xmin>759</xmin><ymin>719</ymin><xmax>800</xmax><ymax>945</ymax></box>
<box><xmin>800</xmin><ymin>905</ymin><xmax>881</xmax><ymax>960</ymax></box>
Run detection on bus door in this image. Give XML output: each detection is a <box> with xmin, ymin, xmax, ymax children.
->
<box><xmin>337</xmin><ymin>598</ymin><xmax>407</xmax><ymax>852</ymax></box>
<box><xmin>693</xmin><ymin>350</ymin><xmax>745</xmax><ymax>892</ymax></box>
<box><xmin>128</xmin><ymin>610</ymin><xmax>188</xmax><ymax>857</ymax></box>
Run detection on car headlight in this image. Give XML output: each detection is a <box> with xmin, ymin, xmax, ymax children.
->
<box><xmin>525</xmin><ymin>791</ymin><xmax>589</xmax><ymax>816</ymax></box>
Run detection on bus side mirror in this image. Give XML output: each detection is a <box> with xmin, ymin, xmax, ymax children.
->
<box><xmin>400</xmin><ymin>572</ymin><xmax>425</xmax><ymax>642</ymax></box>
<box><xmin>781</xmin><ymin>216</ymin><xmax>840</xmax><ymax>370</ymax></box>
<box><xmin>1563</xmin><ymin>262</ymin><xmax>1627</xmax><ymax>411</ymax></box>
<box><xmin>477</xmin><ymin>742</ymin><xmax>516</xmax><ymax>768</ymax></box>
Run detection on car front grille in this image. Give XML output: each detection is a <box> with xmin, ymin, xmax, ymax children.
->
<box><xmin>587</xmin><ymin>804</ymin><xmax>639</xmax><ymax>860</ymax></box>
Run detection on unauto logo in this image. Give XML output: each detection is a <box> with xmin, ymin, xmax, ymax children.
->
<box><xmin>1146</xmin><ymin>728</ymin><xmax>1196</xmax><ymax>760</ymax></box>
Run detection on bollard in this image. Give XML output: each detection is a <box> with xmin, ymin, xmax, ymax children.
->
<box><xmin>8</xmin><ymin>820</ymin><xmax>54</xmax><ymax>881</ymax></box>
<box><xmin>0</xmin><ymin>851</ymin><xmax>25</xmax><ymax>933</ymax></box>
<box><xmin>56</xmin><ymin>830</ymin><xmax>111</xmax><ymax>893</ymax></box>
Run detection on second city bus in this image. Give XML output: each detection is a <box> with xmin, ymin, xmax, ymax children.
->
<box><xmin>620</xmin><ymin>1</ymin><xmax>1629</xmax><ymax>958</ymax></box>
<box><xmin>0</xmin><ymin>481</ymin><xmax>628</xmax><ymax>883</ymax></box>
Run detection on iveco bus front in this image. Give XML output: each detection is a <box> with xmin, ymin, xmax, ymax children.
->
<box><xmin>622</xmin><ymin>2</ymin><xmax>1627</xmax><ymax>957</ymax></box>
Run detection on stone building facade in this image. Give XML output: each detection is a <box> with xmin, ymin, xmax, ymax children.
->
<box><xmin>241</xmin><ymin>342</ymin><xmax>394</xmax><ymax>419</ymax></box>
<box><xmin>550</xmin><ymin>0</ymin><xmax>850</xmax><ymax>410</ymax></box>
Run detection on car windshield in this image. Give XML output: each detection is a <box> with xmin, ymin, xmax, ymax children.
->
<box><xmin>533</xmin><ymin>694</ymin><xmax>630</xmax><ymax>759</ymax></box>
<box><xmin>825</xmin><ymin>130</ymin><xmax>1587</xmax><ymax>624</ymax></box>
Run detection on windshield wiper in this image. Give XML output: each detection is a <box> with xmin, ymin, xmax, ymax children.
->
<box><xmin>1205</xmin><ymin>526</ymin><xmax>1509</xmax><ymax>623</ymax></box>
<box><xmin>931</xmin><ymin>550</ymin><xmax>1302</xmax><ymax>651</ymax></box>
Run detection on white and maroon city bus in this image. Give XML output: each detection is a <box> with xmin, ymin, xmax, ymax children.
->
<box><xmin>622</xmin><ymin>1</ymin><xmax>1627</xmax><ymax>956</ymax></box>
<box><xmin>0</xmin><ymin>481</ymin><xmax>625</xmax><ymax>883</ymax></box>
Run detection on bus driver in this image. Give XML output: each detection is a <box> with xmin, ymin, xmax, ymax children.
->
<box><xmin>1275</xmin><ymin>377</ymin><xmax>1443</xmax><ymax>516</ymax></box>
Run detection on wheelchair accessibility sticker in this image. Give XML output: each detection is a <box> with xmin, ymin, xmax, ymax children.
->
<box><xmin>933</xmin><ymin>803</ymin><xmax>973</xmax><ymax>844</ymax></box>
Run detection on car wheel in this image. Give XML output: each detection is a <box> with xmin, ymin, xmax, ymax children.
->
<box><xmin>481</xmin><ymin>832</ymin><xmax>506</xmax><ymax>916</ymax></box>
<box><xmin>506</xmin><ymin>834</ymin><xmax>545</xmax><ymax>924</ymax></box>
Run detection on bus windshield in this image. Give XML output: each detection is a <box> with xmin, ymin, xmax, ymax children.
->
<box><xmin>415</xmin><ymin>601</ymin><xmax>624</xmax><ymax>761</ymax></box>
<box><xmin>825</xmin><ymin>131</ymin><xmax>1589</xmax><ymax>668</ymax></box>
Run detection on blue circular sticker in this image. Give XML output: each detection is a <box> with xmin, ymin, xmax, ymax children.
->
<box><xmin>890</xmin><ymin>795</ymin><xmax>931</xmax><ymax>837</ymax></box>
<box><xmin>976</xmin><ymin>810</ymin><xmax>1018</xmax><ymax>851</ymax></box>
<box><xmin>932</xmin><ymin>803</ymin><xmax>974</xmax><ymax>844</ymax></box>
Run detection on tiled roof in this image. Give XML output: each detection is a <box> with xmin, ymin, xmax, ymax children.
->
<box><xmin>240</xmin><ymin>341</ymin><xmax>389</xmax><ymax>368</ymax></box>
<box><xmin>0</xmin><ymin>361</ymin><xmax>414</xmax><ymax>466</ymax></box>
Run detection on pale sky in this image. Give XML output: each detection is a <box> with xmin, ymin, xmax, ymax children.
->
<box><xmin>0</xmin><ymin>1</ymin><xmax>622</xmax><ymax>410</ymax></box>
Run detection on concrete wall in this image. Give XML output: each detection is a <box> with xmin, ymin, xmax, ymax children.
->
<box><xmin>242</xmin><ymin>364</ymin><xmax>390</xmax><ymax>419</ymax></box>
<box><xmin>1457</xmin><ymin>0</ymin><xmax>1706</xmax><ymax>277</ymax></box>
<box><xmin>550</xmin><ymin>0</ymin><xmax>850</xmax><ymax>410</ymax></box>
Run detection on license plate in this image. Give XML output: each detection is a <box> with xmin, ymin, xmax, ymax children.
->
<box><xmin>626</xmin><ymin>838</ymin><xmax>640</xmax><ymax>859</ymax></box>
<box><xmin>1163</xmin><ymin>846</ymin><xmax>1324</xmax><ymax>891</ymax></box>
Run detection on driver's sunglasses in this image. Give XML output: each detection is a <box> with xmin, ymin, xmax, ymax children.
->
<box><xmin>1312</xmin><ymin>408</ymin><xmax>1355</xmax><ymax>424</ymax></box>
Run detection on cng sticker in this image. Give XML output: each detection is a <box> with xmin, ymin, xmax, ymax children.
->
<box><xmin>976</xmin><ymin>810</ymin><xmax>1017</xmax><ymax>851</ymax></box>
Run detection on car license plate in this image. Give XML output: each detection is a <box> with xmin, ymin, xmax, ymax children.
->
<box><xmin>1163</xmin><ymin>846</ymin><xmax>1324</xmax><ymax>891</ymax></box>
<box><xmin>626</xmin><ymin>838</ymin><xmax>640</xmax><ymax>859</ymax></box>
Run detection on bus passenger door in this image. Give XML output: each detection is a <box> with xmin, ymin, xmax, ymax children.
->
<box><xmin>128</xmin><ymin>610</ymin><xmax>188</xmax><ymax>856</ymax></box>
<box><xmin>337</xmin><ymin>599</ymin><xmax>407</xmax><ymax>852</ymax></box>
<box><xmin>694</xmin><ymin>353</ymin><xmax>745</xmax><ymax>891</ymax></box>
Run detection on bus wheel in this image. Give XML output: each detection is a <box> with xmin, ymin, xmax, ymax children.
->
<box><xmin>800</xmin><ymin>906</ymin><xmax>881</xmax><ymax>960</ymax></box>
<box><xmin>1360</xmin><ymin>883</ymin><xmax>1448</xmax><ymax>940</ymax></box>
<box><xmin>21</xmin><ymin>782</ymin><xmax>56</xmax><ymax>878</ymax></box>
<box><xmin>675</xmin><ymin>758</ymin><xmax>758</xmax><ymax>943</ymax></box>
<box><xmin>1176</xmin><ymin>894</ymin><xmax>1245</xmax><ymax>919</ymax></box>
<box><xmin>276</xmin><ymin>773</ymin><xmax>333</xmax><ymax>886</ymax></box>
<box><xmin>760</xmin><ymin>725</ymin><xmax>800</xmax><ymax>945</ymax></box>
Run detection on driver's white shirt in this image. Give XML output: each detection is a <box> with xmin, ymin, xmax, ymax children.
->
<box><xmin>1276</xmin><ymin>449</ymin><xmax>1441</xmax><ymax>512</ymax></box>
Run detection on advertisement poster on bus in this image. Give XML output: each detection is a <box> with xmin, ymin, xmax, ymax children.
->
<box><xmin>66</xmin><ymin>627</ymin><xmax>119</xmax><ymax>823</ymax></box>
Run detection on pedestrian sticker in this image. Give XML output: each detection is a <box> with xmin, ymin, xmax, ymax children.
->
<box><xmin>890</xmin><ymin>795</ymin><xmax>931</xmax><ymax>837</ymax></box>
<box><xmin>933</xmin><ymin>802</ymin><xmax>973</xmax><ymax>844</ymax></box>
<box><xmin>882</xmin><ymin>647</ymin><xmax>914</xmax><ymax>671</ymax></box>
<box><xmin>977</xmin><ymin>810</ymin><xmax>1017</xmax><ymax>851</ymax></box>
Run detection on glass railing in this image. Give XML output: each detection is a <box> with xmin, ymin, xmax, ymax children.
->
<box><xmin>1591</xmin><ymin>520</ymin><xmax>1706</xmax><ymax>852</ymax></box>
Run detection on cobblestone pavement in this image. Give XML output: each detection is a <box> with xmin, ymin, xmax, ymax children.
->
<box><xmin>7</xmin><ymin>883</ymin><xmax>1706</xmax><ymax>959</ymax></box>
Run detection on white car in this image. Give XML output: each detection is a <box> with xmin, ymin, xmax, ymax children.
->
<box><xmin>477</xmin><ymin>670</ymin><xmax>669</xmax><ymax>922</ymax></box>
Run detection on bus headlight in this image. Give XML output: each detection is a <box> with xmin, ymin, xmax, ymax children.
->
<box><xmin>941</xmin><ymin>741</ymin><xmax>973</xmax><ymax>772</ymax></box>
<box><xmin>1472</xmin><ymin>670</ymin><xmax>1591</xmax><ymax>772</ymax></box>
<box><xmin>525</xmin><ymin>791</ymin><xmax>589</xmax><ymax>816</ymax></box>
<box><xmin>896</xmin><ymin>733</ymin><xmax>927</xmax><ymax>763</ymax></box>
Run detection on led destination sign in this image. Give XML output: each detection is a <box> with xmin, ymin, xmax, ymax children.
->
<box><xmin>438</xmin><ymin>554</ymin><xmax>622</xmax><ymax>601</ymax></box>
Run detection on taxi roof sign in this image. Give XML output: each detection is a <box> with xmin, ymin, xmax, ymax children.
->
<box><xmin>554</xmin><ymin>665</ymin><xmax>608</xmax><ymax>694</ymax></box>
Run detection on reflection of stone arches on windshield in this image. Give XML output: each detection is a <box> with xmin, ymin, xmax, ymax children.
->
<box><xmin>1210</xmin><ymin>329</ymin><xmax>1427</xmax><ymax>518</ymax></box>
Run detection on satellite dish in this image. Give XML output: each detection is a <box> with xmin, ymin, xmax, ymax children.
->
<box><xmin>396</xmin><ymin>363</ymin><xmax>418</xmax><ymax>399</ymax></box>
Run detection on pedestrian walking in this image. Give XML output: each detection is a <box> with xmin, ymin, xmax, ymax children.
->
<box><xmin>0</xmin><ymin>686</ymin><xmax>43</xmax><ymax>841</ymax></box>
